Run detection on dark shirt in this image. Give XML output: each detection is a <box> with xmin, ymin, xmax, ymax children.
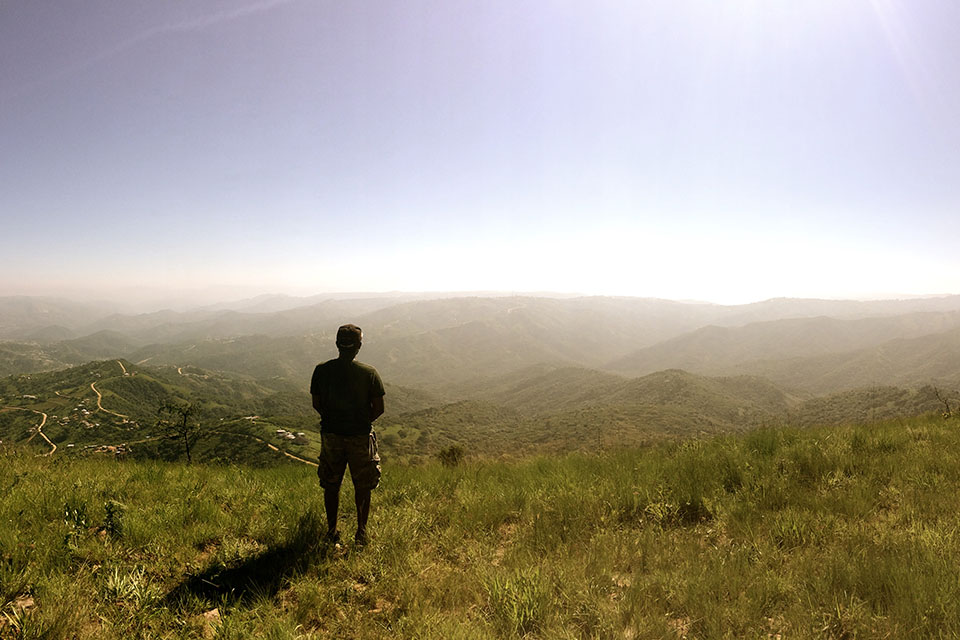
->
<box><xmin>310</xmin><ymin>358</ymin><xmax>385</xmax><ymax>436</ymax></box>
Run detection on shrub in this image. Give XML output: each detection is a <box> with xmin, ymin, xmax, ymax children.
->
<box><xmin>437</xmin><ymin>445</ymin><xmax>465</xmax><ymax>467</ymax></box>
<box><xmin>104</xmin><ymin>500</ymin><xmax>126</xmax><ymax>538</ymax></box>
<box><xmin>382</xmin><ymin>433</ymin><xmax>400</xmax><ymax>447</ymax></box>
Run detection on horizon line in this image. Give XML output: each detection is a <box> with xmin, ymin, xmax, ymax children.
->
<box><xmin>2</xmin><ymin>289</ymin><xmax>958</xmax><ymax>314</ymax></box>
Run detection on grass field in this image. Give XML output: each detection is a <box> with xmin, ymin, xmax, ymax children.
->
<box><xmin>3</xmin><ymin>412</ymin><xmax>960</xmax><ymax>638</ymax></box>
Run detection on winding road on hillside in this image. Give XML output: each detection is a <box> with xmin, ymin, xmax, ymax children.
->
<box><xmin>1</xmin><ymin>406</ymin><xmax>55</xmax><ymax>456</ymax></box>
<box><xmin>5</xmin><ymin>362</ymin><xmax>314</xmax><ymax>466</ymax></box>
<box><xmin>78</xmin><ymin>431</ymin><xmax>318</xmax><ymax>466</ymax></box>
<box><xmin>91</xmin><ymin>382</ymin><xmax>128</xmax><ymax>418</ymax></box>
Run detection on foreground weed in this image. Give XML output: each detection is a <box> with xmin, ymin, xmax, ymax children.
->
<box><xmin>103</xmin><ymin>566</ymin><xmax>159</xmax><ymax>609</ymax></box>
<box><xmin>770</xmin><ymin>507</ymin><xmax>815</xmax><ymax>549</ymax></box>
<box><xmin>484</xmin><ymin>566</ymin><xmax>549</xmax><ymax>637</ymax></box>
<box><xmin>61</xmin><ymin>495</ymin><xmax>88</xmax><ymax>550</ymax></box>
<box><xmin>819</xmin><ymin>593</ymin><xmax>871</xmax><ymax>639</ymax></box>
<box><xmin>0</xmin><ymin>556</ymin><xmax>30</xmax><ymax>610</ymax></box>
<box><xmin>0</xmin><ymin>590</ymin><xmax>81</xmax><ymax>640</ymax></box>
<box><xmin>103</xmin><ymin>500</ymin><xmax>126</xmax><ymax>539</ymax></box>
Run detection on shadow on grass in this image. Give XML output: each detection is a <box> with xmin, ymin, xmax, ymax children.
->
<box><xmin>164</xmin><ymin>509</ymin><xmax>332</xmax><ymax>609</ymax></box>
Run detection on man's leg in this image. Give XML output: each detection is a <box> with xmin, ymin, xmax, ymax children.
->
<box><xmin>354</xmin><ymin>488</ymin><xmax>371</xmax><ymax>544</ymax></box>
<box><xmin>324</xmin><ymin>486</ymin><xmax>340</xmax><ymax>539</ymax></box>
<box><xmin>318</xmin><ymin>434</ymin><xmax>347</xmax><ymax>542</ymax></box>
<box><xmin>349</xmin><ymin>432</ymin><xmax>380</xmax><ymax>546</ymax></box>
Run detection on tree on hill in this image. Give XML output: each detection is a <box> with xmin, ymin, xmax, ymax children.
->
<box><xmin>934</xmin><ymin>386</ymin><xmax>955</xmax><ymax>418</ymax></box>
<box><xmin>157</xmin><ymin>401</ymin><xmax>202</xmax><ymax>463</ymax></box>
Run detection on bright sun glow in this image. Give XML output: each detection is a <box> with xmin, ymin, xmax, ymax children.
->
<box><xmin>2</xmin><ymin>1</ymin><xmax>958</xmax><ymax>304</ymax></box>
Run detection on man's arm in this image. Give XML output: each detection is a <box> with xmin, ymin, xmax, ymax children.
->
<box><xmin>370</xmin><ymin>395</ymin><xmax>384</xmax><ymax>421</ymax></box>
<box><xmin>310</xmin><ymin>365</ymin><xmax>323</xmax><ymax>416</ymax></box>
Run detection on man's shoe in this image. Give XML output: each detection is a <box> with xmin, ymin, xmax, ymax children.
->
<box><xmin>324</xmin><ymin>529</ymin><xmax>341</xmax><ymax>545</ymax></box>
<box><xmin>354</xmin><ymin>531</ymin><xmax>368</xmax><ymax>548</ymax></box>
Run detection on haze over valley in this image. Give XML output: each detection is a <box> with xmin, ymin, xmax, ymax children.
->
<box><xmin>3</xmin><ymin>291</ymin><xmax>959</xmax><ymax>464</ymax></box>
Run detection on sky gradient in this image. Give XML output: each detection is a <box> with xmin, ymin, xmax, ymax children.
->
<box><xmin>2</xmin><ymin>0</ymin><xmax>959</xmax><ymax>306</ymax></box>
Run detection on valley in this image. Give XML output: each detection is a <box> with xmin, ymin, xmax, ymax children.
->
<box><xmin>2</xmin><ymin>293</ymin><xmax>958</xmax><ymax>466</ymax></box>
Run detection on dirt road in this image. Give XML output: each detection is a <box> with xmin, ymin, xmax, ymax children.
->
<box><xmin>90</xmin><ymin>382</ymin><xmax>128</xmax><ymax>418</ymax></box>
<box><xmin>215</xmin><ymin>431</ymin><xmax>318</xmax><ymax>467</ymax></box>
<box><xmin>2</xmin><ymin>406</ymin><xmax>55</xmax><ymax>456</ymax></box>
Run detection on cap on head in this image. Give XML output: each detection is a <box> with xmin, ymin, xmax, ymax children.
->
<box><xmin>336</xmin><ymin>324</ymin><xmax>363</xmax><ymax>349</ymax></box>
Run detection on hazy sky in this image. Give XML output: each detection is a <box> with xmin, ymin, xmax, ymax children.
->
<box><xmin>2</xmin><ymin>0</ymin><xmax>959</xmax><ymax>305</ymax></box>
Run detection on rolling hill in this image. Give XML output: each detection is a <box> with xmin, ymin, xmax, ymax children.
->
<box><xmin>116</xmin><ymin>297</ymin><xmax>716</xmax><ymax>391</ymax></box>
<box><xmin>0</xmin><ymin>296</ymin><xmax>117</xmax><ymax>339</ymax></box>
<box><xmin>0</xmin><ymin>358</ymin><xmax>437</xmax><ymax>466</ymax></box>
<box><xmin>609</xmin><ymin>311</ymin><xmax>960</xmax><ymax>378</ymax></box>
<box><xmin>739</xmin><ymin>325</ymin><xmax>960</xmax><ymax>393</ymax></box>
<box><xmin>2</xmin><ymin>354</ymin><xmax>956</xmax><ymax>467</ymax></box>
<box><xmin>0</xmin><ymin>331</ymin><xmax>145</xmax><ymax>377</ymax></box>
<box><xmin>378</xmin><ymin>366</ymin><xmax>955</xmax><ymax>460</ymax></box>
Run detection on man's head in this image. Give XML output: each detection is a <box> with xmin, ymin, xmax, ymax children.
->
<box><xmin>336</xmin><ymin>324</ymin><xmax>362</xmax><ymax>358</ymax></box>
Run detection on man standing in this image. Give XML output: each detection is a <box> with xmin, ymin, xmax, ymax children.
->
<box><xmin>310</xmin><ymin>324</ymin><xmax>385</xmax><ymax>546</ymax></box>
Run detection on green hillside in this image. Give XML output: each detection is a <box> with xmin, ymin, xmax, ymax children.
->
<box><xmin>445</xmin><ymin>367</ymin><xmax>800</xmax><ymax>424</ymax></box>
<box><xmin>442</xmin><ymin>365</ymin><xmax>630</xmax><ymax>413</ymax></box>
<box><xmin>20</xmin><ymin>325</ymin><xmax>75</xmax><ymax>343</ymax></box>
<box><xmin>0</xmin><ymin>331</ymin><xmax>142</xmax><ymax>377</ymax></box>
<box><xmin>0</xmin><ymin>343</ymin><xmax>58</xmax><ymax>378</ymax></box>
<box><xmin>0</xmin><ymin>360</ymin><xmax>318</xmax><ymax>466</ymax></box>
<box><xmin>0</xmin><ymin>359</ymin><xmax>449</xmax><ymax>468</ymax></box>
<box><xmin>4</xmin><ymin>414</ymin><xmax>960</xmax><ymax>638</ymax></box>
<box><xmin>790</xmin><ymin>385</ymin><xmax>955</xmax><ymax>426</ymax></box>
<box><xmin>376</xmin><ymin>368</ymin><xmax>802</xmax><ymax>462</ymax></box>
<box><xmin>4</xmin><ymin>358</ymin><xmax>953</xmax><ymax>469</ymax></box>
<box><xmin>382</xmin><ymin>369</ymin><xmax>811</xmax><ymax>461</ymax></box>
<box><xmin>129</xmin><ymin>334</ymin><xmax>328</xmax><ymax>380</ymax></box>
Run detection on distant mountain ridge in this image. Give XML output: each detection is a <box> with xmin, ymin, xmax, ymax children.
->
<box><xmin>609</xmin><ymin>311</ymin><xmax>960</xmax><ymax>378</ymax></box>
<box><xmin>3</xmin><ymin>293</ymin><xmax>960</xmax><ymax>400</ymax></box>
<box><xmin>7</xmin><ymin>292</ymin><xmax>960</xmax><ymax>344</ymax></box>
<box><xmin>0</xmin><ymin>296</ymin><xmax>116</xmax><ymax>339</ymax></box>
<box><xmin>739</xmin><ymin>325</ymin><xmax>960</xmax><ymax>393</ymax></box>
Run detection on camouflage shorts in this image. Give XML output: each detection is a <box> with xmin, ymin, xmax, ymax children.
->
<box><xmin>317</xmin><ymin>431</ymin><xmax>381</xmax><ymax>491</ymax></box>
